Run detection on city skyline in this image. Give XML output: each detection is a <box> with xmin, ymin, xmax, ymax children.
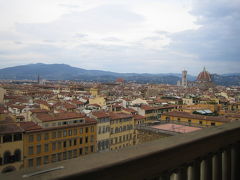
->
<box><xmin>0</xmin><ymin>0</ymin><xmax>239</xmax><ymax>75</ymax></box>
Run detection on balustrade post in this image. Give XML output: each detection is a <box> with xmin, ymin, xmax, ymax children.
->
<box><xmin>222</xmin><ymin>148</ymin><xmax>231</xmax><ymax>180</ymax></box>
<box><xmin>175</xmin><ymin>166</ymin><xmax>188</xmax><ymax>180</ymax></box>
<box><xmin>231</xmin><ymin>143</ymin><xmax>240</xmax><ymax>180</ymax></box>
<box><xmin>159</xmin><ymin>172</ymin><xmax>171</xmax><ymax>180</ymax></box>
<box><xmin>213</xmin><ymin>151</ymin><xmax>222</xmax><ymax>180</ymax></box>
<box><xmin>189</xmin><ymin>160</ymin><xmax>200</xmax><ymax>180</ymax></box>
<box><xmin>202</xmin><ymin>155</ymin><xmax>212</xmax><ymax>180</ymax></box>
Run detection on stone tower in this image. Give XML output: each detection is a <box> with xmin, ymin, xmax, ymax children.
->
<box><xmin>182</xmin><ymin>70</ymin><xmax>187</xmax><ymax>87</ymax></box>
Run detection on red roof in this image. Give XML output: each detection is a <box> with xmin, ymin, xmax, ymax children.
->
<box><xmin>163</xmin><ymin>111</ymin><xmax>231</xmax><ymax>122</ymax></box>
<box><xmin>92</xmin><ymin>111</ymin><xmax>110</xmax><ymax>118</ymax></box>
<box><xmin>197</xmin><ymin>67</ymin><xmax>212</xmax><ymax>82</ymax></box>
<box><xmin>133</xmin><ymin>114</ymin><xmax>145</xmax><ymax>120</ymax></box>
<box><xmin>109</xmin><ymin>112</ymin><xmax>133</xmax><ymax>120</ymax></box>
<box><xmin>36</xmin><ymin>112</ymin><xmax>86</xmax><ymax>122</ymax></box>
<box><xmin>20</xmin><ymin>122</ymin><xmax>42</xmax><ymax>131</ymax></box>
<box><xmin>30</xmin><ymin>109</ymin><xmax>49</xmax><ymax>113</ymax></box>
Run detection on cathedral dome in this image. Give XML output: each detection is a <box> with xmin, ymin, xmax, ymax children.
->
<box><xmin>197</xmin><ymin>67</ymin><xmax>212</xmax><ymax>82</ymax></box>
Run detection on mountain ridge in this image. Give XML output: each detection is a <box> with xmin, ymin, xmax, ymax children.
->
<box><xmin>0</xmin><ymin>63</ymin><xmax>239</xmax><ymax>86</ymax></box>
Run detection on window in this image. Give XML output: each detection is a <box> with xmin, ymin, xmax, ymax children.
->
<box><xmin>85</xmin><ymin>136</ymin><xmax>88</xmax><ymax>143</ymax></box>
<box><xmin>85</xmin><ymin>127</ymin><xmax>89</xmax><ymax>133</ymax></box>
<box><xmin>29</xmin><ymin>135</ymin><xmax>34</xmax><ymax>143</ymax></box>
<box><xmin>3</xmin><ymin>151</ymin><xmax>11</xmax><ymax>164</ymax></box>
<box><xmin>85</xmin><ymin>147</ymin><xmax>88</xmax><ymax>154</ymax></box>
<box><xmin>79</xmin><ymin>148</ymin><xmax>83</xmax><ymax>155</ymax></box>
<box><xmin>51</xmin><ymin>154</ymin><xmax>57</xmax><ymax>163</ymax></box>
<box><xmin>36</xmin><ymin>157</ymin><xmax>41</xmax><ymax>166</ymax></box>
<box><xmin>37</xmin><ymin>134</ymin><xmax>41</xmax><ymax>141</ymax></box>
<box><xmin>91</xmin><ymin>126</ymin><xmax>94</xmax><ymax>132</ymax></box>
<box><xmin>90</xmin><ymin>135</ymin><xmax>94</xmax><ymax>143</ymax></box>
<box><xmin>63</xmin><ymin>152</ymin><xmax>67</xmax><ymax>160</ymax></box>
<box><xmin>58</xmin><ymin>141</ymin><xmax>62</xmax><ymax>150</ymax></box>
<box><xmin>44</xmin><ymin>144</ymin><xmax>49</xmax><ymax>152</ymax></box>
<box><xmin>91</xmin><ymin>145</ymin><xmax>94</xmax><ymax>153</ymax></box>
<box><xmin>44</xmin><ymin>156</ymin><xmax>49</xmax><ymax>164</ymax></box>
<box><xmin>44</xmin><ymin>133</ymin><xmax>49</xmax><ymax>140</ymax></box>
<box><xmin>52</xmin><ymin>142</ymin><xmax>56</xmax><ymax>151</ymax></box>
<box><xmin>63</xmin><ymin>130</ymin><xmax>67</xmax><ymax>137</ymax></box>
<box><xmin>58</xmin><ymin>131</ymin><xmax>62</xmax><ymax>138</ymax></box>
<box><xmin>28</xmin><ymin>159</ymin><xmax>33</xmax><ymax>167</ymax></box>
<box><xmin>52</xmin><ymin>132</ymin><xmax>57</xmax><ymax>139</ymax></box>
<box><xmin>79</xmin><ymin>137</ymin><xmax>83</xmax><ymax>144</ymax></box>
<box><xmin>98</xmin><ymin>127</ymin><xmax>101</xmax><ymax>134</ymax></box>
<box><xmin>211</xmin><ymin>122</ymin><xmax>216</xmax><ymax>126</ymax></box>
<box><xmin>14</xmin><ymin>133</ymin><xmax>22</xmax><ymax>141</ymax></box>
<box><xmin>199</xmin><ymin>121</ymin><xmax>203</xmax><ymax>125</ymax></box>
<box><xmin>68</xmin><ymin>151</ymin><xmax>72</xmax><ymax>159</ymax></box>
<box><xmin>69</xmin><ymin>140</ymin><xmax>72</xmax><ymax>147</ymax></box>
<box><xmin>79</xmin><ymin>128</ymin><xmax>83</xmax><ymax>134</ymax></box>
<box><xmin>3</xmin><ymin>134</ymin><xmax>12</xmax><ymax>143</ymax></box>
<box><xmin>74</xmin><ymin>139</ymin><xmax>77</xmax><ymax>146</ymax></box>
<box><xmin>73</xmin><ymin>129</ymin><xmax>77</xmax><ymax>135</ymax></box>
<box><xmin>28</xmin><ymin>146</ymin><xmax>34</xmax><ymax>155</ymax></box>
<box><xmin>73</xmin><ymin>149</ymin><xmax>77</xmax><ymax>158</ymax></box>
<box><xmin>63</xmin><ymin>141</ymin><xmax>67</xmax><ymax>148</ymax></box>
<box><xmin>14</xmin><ymin>149</ymin><xmax>21</xmax><ymax>161</ymax></box>
<box><xmin>57</xmin><ymin>153</ymin><xmax>62</xmax><ymax>161</ymax></box>
<box><xmin>68</xmin><ymin>130</ymin><xmax>72</xmax><ymax>136</ymax></box>
<box><xmin>37</xmin><ymin>145</ymin><xmax>41</xmax><ymax>154</ymax></box>
<box><xmin>188</xmin><ymin>120</ymin><xmax>192</xmax><ymax>123</ymax></box>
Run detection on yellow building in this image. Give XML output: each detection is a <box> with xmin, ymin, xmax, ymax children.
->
<box><xmin>89</xmin><ymin>96</ymin><xmax>106</xmax><ymax>107</ymax></box>
<box><xmin>161</xmin><ymin>111</ymin><xmax>231</xmax><ymax>127</ymax></box>
<box><xmin>178</xmin><ymin>104</ymin><xmax>219</xmax><ymax>114</ymax></box>
<box><xmin>89</xmin><ymin>88</ymin><xmax>99</xmax><ymax>97</ymax></box>
<box><xmin>20</xmin><ymin>112</ymin><xmax>97</xmax><ymax>168</ymax></box>
<box><xmin>109</xmin><ymin>112</ymin><xmax>134</xmax><ymax>150</ymax></box>
<box><xmin>132</xmin><ymin>114</ymin><xmax>146</xmax><ymax>145</ymax></box>
<box><xmin>0</xmin><ymin>117</ymin><xmax>24</xmax><ymax>173</ymax></box>
<box><xmin>0</xmin><ymin>87</ymin><xmax>6</xmax><ymax>105</ymax></box>
<box><xmin>91</xmin><ymin>112</ymin><xmax>110</xmax><ymax>152</ymax></box>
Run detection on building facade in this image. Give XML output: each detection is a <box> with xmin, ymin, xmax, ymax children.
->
<box><xmin>91</xmin><ymin>112</ymin><xmax>110</xmax><ymax>152</ymax></box>
<box><xmin>109</xmin><ymin>112</ymin><xmax>134</xmax><ymax>150</ymax></box>
<box><xmin>20</xmin><ymin>113</ymin><xmax>97</xmax><ymax>168</ymax></box>
<box><xmin>0</xmin><ymin>118</ymin><xmax>24</xmax><ymax>173</ymax></box>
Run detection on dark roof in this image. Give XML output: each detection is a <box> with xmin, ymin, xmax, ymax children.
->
<box><xmin>163</xmin><ymin>111</ymin><xmax>231</xmax><ymax>123</ymax></box>
<box><xmin>0</xmin><ymin>123</ymin><xmax>24</xmax><ymax>135</ymax></box>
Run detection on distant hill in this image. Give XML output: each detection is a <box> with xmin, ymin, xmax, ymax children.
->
<box><xmin>212</xmin><ymin>74</ymin><xmax>240</xmax><ymax>86</ymax></box>
<box><xmin>0</xmin><ymin>63</ymin><xmax>239</xmax><ymax>86</ymax></box>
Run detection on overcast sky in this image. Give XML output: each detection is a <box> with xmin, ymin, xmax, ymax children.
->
<box><xmin>0</xmin><ymin>0</ymin><xmax>239</xmax><ymax>75</ymax></box>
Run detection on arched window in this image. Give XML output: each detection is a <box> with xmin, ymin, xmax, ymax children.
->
<box><xmin>166</xmin><ymin>117</ymin><xmax>170</xmax><ymax>122</ymax></box>
<box><xmin>3</xmin><ymin>151</ymin><xmax>11</xmax><ymax>164</ymax></box>
<box><xmin>14</xmin><ymin>149</ymin><xmax>21</xmax><ymax>162</ymax></box>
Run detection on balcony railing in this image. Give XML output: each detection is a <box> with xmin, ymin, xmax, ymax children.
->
<box><xmin>1</xmin><ymin>121</ymin><xmax>240</xmax><ymax>180</ymax></box>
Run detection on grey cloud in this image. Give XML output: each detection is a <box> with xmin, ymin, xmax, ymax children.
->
<box><xmin>58</xmin><ymin>3</ymin><xmax>80</xmax><ymax>9</ymax></box>
<box><xmin>101</xmin><ymin>37</ymin><xmax>122</xmax><ymax>42</ymax></box>
<box><xmin>74</xmin><ymin>33</ymin><xmax>88</xmax><ymax>39</ymax></box>
<box><xmin>15</xmin><ymin>4</ymin><xmax>144</xmax><ymax>40</ymax></box>
<box><xmin>166</xmin><ymin>0</ymin><xmax>240</xmax><ymax>65</ymax></box>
